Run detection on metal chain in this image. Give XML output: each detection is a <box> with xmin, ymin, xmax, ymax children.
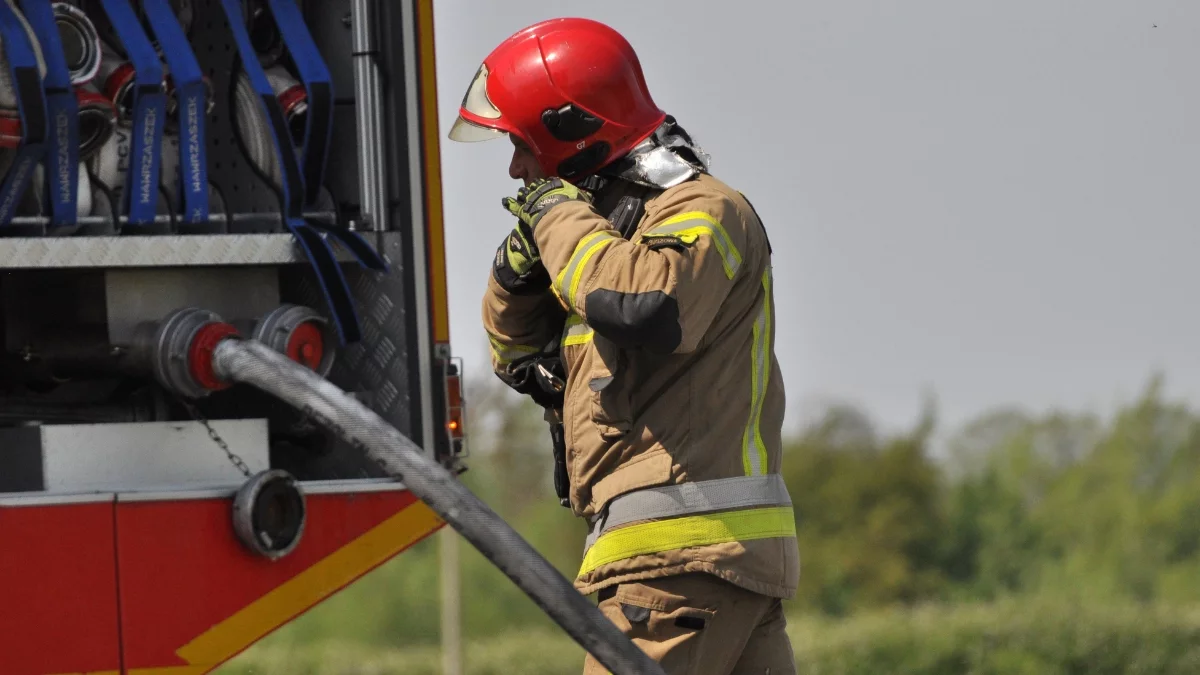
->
<box><xmin>176</xmin><ymin>395</ymin><xmax>253</xmax><ymax>478</ymax></box>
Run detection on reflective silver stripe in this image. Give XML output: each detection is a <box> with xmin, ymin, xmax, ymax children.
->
<box><xmin>584</xmin><ymin>474</ymin><xmax>792</xmax><ymax>553</ymax></box>
<box><xmin>488</xmin><ymin>335</ymin><xmax>539</xmax><ymax>365</ymax></box>
<box><xmin>555</xmin><ymin>231</ymin><xmax>618</xmax><ymax>308</ymax></box>
<box><xmin>561</xmin><ymin>313</ymin><xmax>593</xmax><ymax>347</ymax></box>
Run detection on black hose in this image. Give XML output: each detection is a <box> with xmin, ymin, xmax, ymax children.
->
<box><xmin>211</xmin><ymin>339</ymin><xmax>663</xmax><ymax>675</ymax></box>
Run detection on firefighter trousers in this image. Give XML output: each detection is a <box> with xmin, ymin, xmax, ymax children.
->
<box><xmin>583</xmin><ymin>573</ymin><xmax>796</xmax><ymax>675</ymax></box>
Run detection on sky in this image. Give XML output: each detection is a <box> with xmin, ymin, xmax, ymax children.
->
<box><xmin>430</xmin><ymin>0</ymin><xmax>1200</xmax><ymax>437</ymax></box>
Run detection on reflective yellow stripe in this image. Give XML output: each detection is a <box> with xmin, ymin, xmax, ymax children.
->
<box><xmin>742</xmin><ymin>268</ymin><xmax>773</xmax><ymax>476</ymax></box>
<box><xmin>642</xmin><ymin>211</ymin><xmax>742</xmax><ymax>278</ymax></box>
<box><xmin>563</xmin><ymin>331</ymin><xmax>594</xmax><ymax>346</ymax></box>
<box><xmin>578</xmin><ymin>506</ymin><xmax>796</xmax><ymax>576</ymax></box>
<box><xmin>556</xmin><ymin>231</ymin><xmax>618</xmax><ymax>309</ymax></box>
<box><xmin>561</xmin><ymin>313</ymin><xmax>594</xmax><ymax>347</ymax></box>
<box><xmin>488</xmin><ymin>335</ymin><xmax>539</xmax><ymax>365</ymax></box>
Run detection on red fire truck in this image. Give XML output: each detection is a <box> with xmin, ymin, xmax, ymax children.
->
<box><xmin>0</xmin><ymin>1</ymin><xmax>459</xmax><ymax>672</ymax></box>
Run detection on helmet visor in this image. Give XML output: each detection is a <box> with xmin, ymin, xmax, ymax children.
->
<box><xmin>448</xmin><ymin>63</ymin><xmax>507</xmax><ymax>142</ymax></box>
<box><xmin>448</xmin><ymin>116</ymin><xmax>506</xmax><ymax>142</ymax></box>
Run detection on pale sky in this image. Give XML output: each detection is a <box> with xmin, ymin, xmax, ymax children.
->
<box><xmin>432</xmin><ymin>0</ymin><xmax>1200</xmax><ymax>436</ymax></box>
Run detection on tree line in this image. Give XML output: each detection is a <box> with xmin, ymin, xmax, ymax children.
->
<box><xmin>270</xmin><ymin>372</ymin><xmax>1200</xmax><ymax>647</ymax></box>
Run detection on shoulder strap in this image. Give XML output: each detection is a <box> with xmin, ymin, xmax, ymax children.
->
<box><xmin>592</xmin><ymin>178</ymin><xmax>662</xmax><ymax>240</ymax></box>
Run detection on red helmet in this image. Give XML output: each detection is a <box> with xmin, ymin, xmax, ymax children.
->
<box><xmin>448</xmin><ymin>18</ymin><xmax>666</xmax><ymax>180</ymax></box>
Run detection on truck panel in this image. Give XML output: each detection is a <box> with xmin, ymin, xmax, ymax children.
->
<box><xmin>0</xmin><ymin>497</ymin><xmax>123</xmax><ymax>675</ymax></box>
<box><xmin>0</xmin><ymin>0</ymin><xmax>459</xmax><ymax>672</ymax></box>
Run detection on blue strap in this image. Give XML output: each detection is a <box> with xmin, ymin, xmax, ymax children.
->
<box><xmin>260</xmin><ymin>0</ymin><xmax>388</xmax><ymax>277</ymax></box>
<box><xmin>142</xmin><ymin>0</ymin><xmax>208</xmax><ymax>224</ymax></box>
<box><xmin>263</xmin><ymin>0</ymin><xmax>330</xmax><ymax>207</ymax></box>
<box><xmin>219</xmin><ymin>0</ymin><xmax>384</xmax><ymax>344</ymax></box>
<box><xmin>0</xmin><ymin>0</ymin><xmax>47</xmax><ymax>226</ymax></box>
<box><xmin>18</xmin><ymin>0</ymin><xmax>77</xmax><ymax>230</ymax></box>
<box><xmin>97</xmin><ymin>0</ymin><xmax>166</xmax><ymax>229</ymax></box>
<box><xmin>257</xmin><ymin>0</ymin><xmax>388</xmax><ymax>270</ymax></box>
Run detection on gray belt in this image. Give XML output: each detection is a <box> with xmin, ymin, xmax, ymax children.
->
<box><xmin>584</xmin><ymin>474</ymin><xmax>792</xmax><ymax>553</ymax></box>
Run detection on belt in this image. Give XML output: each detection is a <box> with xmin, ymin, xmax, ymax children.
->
<box><xmin>143</xmin><ymin>0</ymin><xmax>208</xmax><ymax>225</ymax></box>
<box><xmin>0</xmin><ymin>0</ymin><xmax>46</xmax><ymax>227</ymax></box>
<box><xmin>218</xmin><ymin>0</ymin><xmax>387</xmax><ymax>345</ymax></box>
<box><xmin>95</xmin><ymin>0</ymin><xmax>167</xmax><ymax>230</ymax></box>
<box><xmin>580</xmin><ymin>474</ymin><xmax>796</xmax><ymax>577</ymax></box>
<box><xmin>19</xmin><ymin>0</ymin><xmax>77</xmax><ymax>231</ymax></box>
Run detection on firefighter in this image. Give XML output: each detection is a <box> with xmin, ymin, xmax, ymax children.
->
<box><xmin>448</xmin><ymin>17</ymin><xmax>798</xmax><ymax>674</ymax></box>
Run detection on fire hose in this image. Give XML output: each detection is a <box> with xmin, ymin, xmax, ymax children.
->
<box><xmin>205</xmin><ymin>338</ymin><xmax>665</xmax><ymax>675</ymax></box>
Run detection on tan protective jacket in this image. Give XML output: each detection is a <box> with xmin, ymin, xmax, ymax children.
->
<box><xmin>483</xmin><ymin>173</ymin><xmax>799</xmax><ymax>599</ymax></box>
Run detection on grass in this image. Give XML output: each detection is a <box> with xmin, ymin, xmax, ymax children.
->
<box><xmin>220</xmin><ymin>631</ymin><xmax>582</xmax><ymax>675</ymax></box>
<box><xmin>218</xmin><ymin>598</ymin><xmax>1200</xmax><ymax>675</ymax></box>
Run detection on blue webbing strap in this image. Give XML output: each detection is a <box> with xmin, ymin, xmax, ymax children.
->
<box><xmin>143</xmin><ymin>0</ymin><xmax>208</xmax><ymax>224</ymax></box>
<box><xmin>19</xmin><ymin>0</ymin><xmax>77</xmax><ymax>231</ymax></box>
<box><xmin>219</xmin><ymin>0</ymin><xmax>372</xmax><ymax>344</ymax></box>
<box><xmin>0</xmin><ymin>0</ymin><xmax>47</xmax><ymax>226</ymax></box>
<box><xmin>261</xmin><ymin>0</ymin><xmax>387</xmax><ymax>272</ymax></box>
<box><xmin>263</xmin><ymin>0</ymin><xmax>328</xmax><ymax>207</ymax></box>
<box><xmin>97</xmin><ymin>0</ymin><xmax>166</xmax><ymax>229</ymax></box>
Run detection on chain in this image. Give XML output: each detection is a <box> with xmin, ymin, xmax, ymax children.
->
<box><xmin>176</xmin><ymin>395</ymin><xmax>253</xmax><ymax>478</ymax></box>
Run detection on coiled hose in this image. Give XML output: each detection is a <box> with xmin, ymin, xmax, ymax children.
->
<box><xmin>211</xmin><ymin>339</ymin><xmax>664</xmax><ymax>675</ymax></box>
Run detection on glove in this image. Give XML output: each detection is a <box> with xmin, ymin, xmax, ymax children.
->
<box><xmin>493</xmin><ymin>178</ymin><xmax>590</xmax><ymax>294</ymax></box>
<box><xmin>492</xmin><ymin>224</ymin><xmax>550</xmax><ymax>294</ymax></box>
<box><xmin>501</xmin><ymin>177</ymin><xmax>592</xmax><ymax>233</ymax></box>
<box><xmin>498</xmin><ymin>350</ymin><xmax>566</xmax><ymax>410</ymax></box>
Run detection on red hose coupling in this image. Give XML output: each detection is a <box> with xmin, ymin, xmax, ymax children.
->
<box><xmin>188</xmin><ymin>321</ymin><xmax>240</xmax><ymax>392</ymax></box>
<box><xmin>250</xmin><ymin>305</ymin><xmax>335</xmax><ymax>377</ymax></box>
<box><xmin>0</xmin><ymin>112</ymin><xmax>21</xmax><ymax>149</ymax></box>
<box><xmin>140</xmin><ymin>308</ymin><xmax>242</xmax><ymax>398</ymax></box>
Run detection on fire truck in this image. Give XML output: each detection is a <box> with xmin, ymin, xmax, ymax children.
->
<box><xmin>0</xmin><ymin>1</ymin><xmax>664</xmax><ymax>673</ymax></box>
<box><xmin>0</xmin><ymin>0</ymin><xmax>468</xmax><ymax>672</ymax></box>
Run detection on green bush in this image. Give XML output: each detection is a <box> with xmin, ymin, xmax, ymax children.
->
<box><xmin>222</xmin><ymin>599</ymin><xmax>1200</xmax><ymax>675</ymax></box>
<box><xmin>790</xmin><ymin>600</ymin><xmax>1200</xmax><ymax>675</ymax></box>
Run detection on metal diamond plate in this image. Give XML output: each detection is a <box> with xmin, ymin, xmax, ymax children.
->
<box><xmin>0</xmin><ymin>234</ymin><xmax>355</xmax><ymax>269</ymax></box>
<box><xmin>278</xmin><ymin>232</ymin><xmax>416</xmax><ymax>480</ymax></box>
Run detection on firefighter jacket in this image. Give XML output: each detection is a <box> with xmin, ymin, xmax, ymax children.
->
<box><xmin>482</xmin><ymin>172</ymin><xmax>799</xmax><ymax>599</ymax></box>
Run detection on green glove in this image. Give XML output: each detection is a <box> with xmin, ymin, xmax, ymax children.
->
<box><xmin>501</xmin><ymin>178</ymin><xmax>592</xmax><ymax>233</ymax></box>
<box><xmin>502</xmin><ymin>218</ymin><xmax>539</xmax><ymax>277</ymax></box>
<box><xmin>493</xmin><ymin>178</ymin><xmax>590</xmax><ymax>294</ymax></box>
<box><xmin>492</xmin><ymin>223</ymin><xmax>548</xmax><ymax>295</ymax></box>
